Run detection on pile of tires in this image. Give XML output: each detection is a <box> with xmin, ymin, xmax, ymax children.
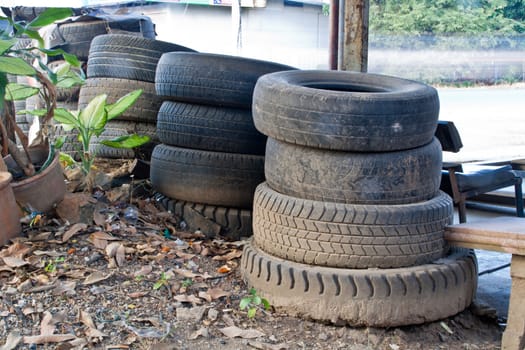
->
<box><xmin>152</xmin><ymin>52</ymin><xmax>295</xmax><ymax>240</ymax></box>
<box><xmin>241</xmin><ymin>70</ymin><xmax>478</xmax><ymax>327</ymax></box>
<box><xmin>79</xmin><ymin>34</ymin><xmax>195</xmax><ymax>160</ymax></box>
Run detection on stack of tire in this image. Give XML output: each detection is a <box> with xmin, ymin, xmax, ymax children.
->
<box><xmin>241</xmin><ymin>70</ymin><xmax>478</xmax><ymax>327</ymax></box>
<box><xmin>151</xmin><ymin>52</ymin><xmax>295</xmax><ymax>240</ymax></box>
<box><xmin>78</xmin><ymin>34</ymin><xmax>195</xmax><ymax>160</ymax></box>
<box><xmin>40</xmin><ymin>15</ymin><xmax>156</xmax><ymax>158</ymax></box>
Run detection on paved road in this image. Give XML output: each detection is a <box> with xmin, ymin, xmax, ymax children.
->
<box><xmin>437</xmin><ymin>86</ymin><xmax>525</xmax><ymax>163</ymax></box>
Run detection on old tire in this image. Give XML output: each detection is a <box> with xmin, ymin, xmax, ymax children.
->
<box><xmin>241</xmin><ymin>242</ymin><xmax>477</xmax><ymax>327</ymax></box>
<box><xmin>87</xmin><ymin>34</ymin><xmax>195</xmax><ymax>82</ymax></box>
<box><xmin>252</xmin><ymin>182</ymin><xmax>451</xmax><ymax>269</ymax></box>
<box><xmin>150</xmin><ymin>144</ymin><xmax>265</xmax><ymax>209</ymax></box>
<box><xmin>265</xmin><ymin>137</ymin><xmax>442</xmax><ymax>205</ymax></box>
<box><xmin>253</xmin><ymin>70</ymin><xmax>440</xmax><ymax>152</ymax></box>
<box><xmin>156</xmin><ymin>101</ymin><xmax>266</xmax><ymax>155</ymax></box>
<box><xmin>155</xmin><ymin>52</ymin><xmax>296</xmax><ymax>108</ymax></box>
<box><xmin>78</xmin><ymin>77</ymin><xmax>163</xmax><ymax>123</ymax></box>
<box><xmin>156</xmin><ymin>193</ymin><xmax>253</xmax><ymax>241</ymax></box>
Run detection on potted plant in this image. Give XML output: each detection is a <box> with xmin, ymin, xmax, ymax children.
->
<box><xmin>0</xmin><ymin>7</ymin><xmax>84</xmax><ymax>213</ymax></box>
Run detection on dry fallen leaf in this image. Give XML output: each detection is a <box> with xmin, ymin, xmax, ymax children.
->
<box><xmin>217</xmin><ymin>265</ymin><xmax>231</xmax><ymax>274</ymax></box>
<box><xmin>80</xmin><ymin>310</ymin><xmax>107</xmax><ymax>338</ymax></box>
<box><xmin>0</xmin><ymin>332</ymin><xmax>22</xmax><ymax>350</ymax></box>
<box><xmin>23</xmin><ymin>334</ymin><xmax>76</xmax><ymax>344</ymax></box>
<box><xmin>2</xmin><ymin>256</ymin><xmax>28</xmax><ymax>268</ymax></box>
<box><xmin>133</xmin><ymin>265</ymin><xmax>153</xmax><ymax>277</ymax></box>
<box><xmin>212</xmin><ymin>249</ymin><xmax>243</xmax><ymax>261</ymax></box>
<box><xmin>207</xmin><ymin>287</ymin><xmax>231</xmax><ymax>300</ymax></box>
<box><xmin>83</xmin><ymin>271</ymin><xmax>112</xmax><ymax>285</ymax></box>
<box><xmin>173</xmin><ymin>294</ymin><xmax>202</xmax><ymax>305</ymax></box>
<box><xmin>219</xmin><ymin>326</ymin><xmax>265</xmax><ymax>339</ymax></box>
<box><xmin>188</xmin><ymin>327</ymin><xmax>209</xmax><ymax>340</ymax></box>
<box><xmin>62</xmin><ymin>223</ymin><xmax>88</xmax><ymax>243</ymax></box>
<box><xmin>116</xmin><ymin>244</ymin><xmax>126</xmax><ymax>267</ymax></box>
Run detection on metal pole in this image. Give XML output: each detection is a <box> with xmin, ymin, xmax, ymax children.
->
<box><xmin>328</xmin><ymin>0</ymin><xmax>339</xmax><ymax>70</ymax></box>
<box><xmin>337</xmin><ymin>0</ymin><xmax>345</xmax><ymax>70</ymax></box>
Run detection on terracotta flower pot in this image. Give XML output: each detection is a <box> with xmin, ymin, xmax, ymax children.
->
<box><xmin>7</xmin><ymin>150</ymin><xmax>66</xmax><ymax>213</ymax></box>
<box><xmin>0</xmin><ymin>172</ymin><xmax>22</xmax><ymax>246</ymax></box>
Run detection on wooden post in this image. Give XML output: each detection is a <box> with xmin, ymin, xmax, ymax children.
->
<box><xmin>502</xmin><ymin>254</ymin><xmax>525</xmax><ymax>349</ymax></box>
<box><xmin>341</xmin><ymin>0</ymin><xmax>369</xmax><ymax>72</ymax></box>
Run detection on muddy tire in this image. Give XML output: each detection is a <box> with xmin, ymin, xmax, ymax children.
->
<box><xmin>150</xmin><ymin>144</ymin><xmax>265</xmax><ymax>209</ymax></box>
<box><xmin>156</xmin><ymin>101</ymin><xmax>266</xmax><ymax>155</ymax></box>
<box><xmin>155</xmin><ymin>52</ymin><xmax>296</xmax><ymax>108</ymax></box>
<box><xmin>241</xmin><ymin>242</ymin><xmax>477</xmax><ymax>327</ymax></box>
<box><xmin>87</xmin><ymin>34</ymin><xmax>195</xmax><ymax>82</ymax></box>
<box><xmin>78</xmin><ymin>77</ymin><xmax>163</xmax><ymax>123</ymax></box>
<box><xmin>265</xmin><ymin>137</ymin><xmax>442</xmax><ymax>205</ymax></box>
<box><xmin>253</xmin><ymin>70</ymin><xmax>440</xmax><ymax>152</ymax></box>
<box><xmin>156</xmin><ymin>193</ymin><xmax>253</xmax><ymax>241</ymax></box>
<box><xmin>252</xmin><ymin>182</ymin><xmax>451</xmax><ymax>269</ymax></box>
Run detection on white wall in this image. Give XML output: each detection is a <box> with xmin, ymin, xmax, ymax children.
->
<box><xmin>135</xmin><ymin>1</ymin><xmax>329</xmax><ymax>69</ymax></box>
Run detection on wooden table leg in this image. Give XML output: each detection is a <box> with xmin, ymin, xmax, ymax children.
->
<box><xmin>502</xmin><ymin>255</ymin><xmax>525</xmax><ymax>350</ymax></box>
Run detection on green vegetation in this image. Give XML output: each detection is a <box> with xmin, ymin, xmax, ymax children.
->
<box><xmin>369</xmin><ymin>0</ymin><xmax>525</xmax><ymax>49</ymax></box>
<box><xmin>239</xmin><ymin>288</ymin><xmax>271</xmax><ymax>319</ymax></box>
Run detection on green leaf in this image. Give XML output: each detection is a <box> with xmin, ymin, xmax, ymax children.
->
<box><xmin>261</xmin><ymin>298</ymin><xmax>271</xmax><ymax>311</ymax></box>
<box><xmin>252</xmin><ymin>296</ymin><xmax>262</xmax><ymax>306</ymax></box>
<box><xmin>153</xmin><ymin>280</ymin><xmax>164</xmax><ymax>290</ymax></box>
<box><xmin>249</xmin><ymin>288</ymin><xmax>257</xmax><ymax>296</ymax></box>
<box><xmin>20</xmin><ymin>108</ymin><xmax>47</xmax><ymax>117</ymax></box>
<box><xmin>27</xmin><ymin>8</ymin><xmax>73</xmax><ymax>28</ymax></box>
<box><xmin>239</xmin><ymin>298</ymin><xmax>251</xmax><ymax>310</ymax></box>
<box><xmin>54</xmin><ymin>136</ymin><xmax>65</xmax><ymax>149</ymax></box>
<box><xmin>54</xmin><ymin>108</ymin><xmax>80</xmax><ymax>129</ymax></box>
<box><xmin>4</xmin><ymin>82</ymin><xmax>39</xmax><ymax>101</ymax></box>
<box><xmin>100</xmin><ymin>135</ymin><xmax>150</xmax><ymax>149</ymax></box>
<box><xmin>0</xmin><ymin>38</ymin><xmax>15</xmax><ymax>55</ymax></box>
<box><xmin>106</xmin><ymin>89</ymin><xmax>142</xmax><ymax>120</ymax></box>
<box><xmin>80</xmin><ymin>94</ymin><xmax>107</xmax><ymax>131</ymax></box>
<box><xmin>40</xmin><ymin>48</ymin><xmax>81</xmax><ymax>67</ymax></box>
<box><xmin>247</xmin><ymin>308</ymin><xmax>256</xmax><ymax>318</ymax></box>
<box><xmin>0</xmin><ymin>56</ymin><xmax>36</xmax><ymax>75</ymax></box>
<box><xmin>21</xmin><ymin>28</ymin><xmax>44</xmax><ymax>47</ymax></box>
<box><xmin>59</xmin><ymin>153</ymin><xmax>77</xmax><ymax>167</ymax></box>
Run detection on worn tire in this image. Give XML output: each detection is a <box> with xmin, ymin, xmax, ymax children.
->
<box><xmin>253</xmin><ymin>70</ymin><xmax>440</xmax><ymax>152</ymax></box>
<box><xmin>150</xmin><ymin>144</ymin><xmax>265</xmax><ymax>209</ymax></box>
<box><xmin>241</xmin><ymin>242</ymin><xmax>477</xmax><ymax>327</ymax></box>
<box><xmin>87</xmin><ymin>34</ymin><xmax>196</xmax><ymax>82</ymax></box>
<box><xmin>89</xmin><ymin>121</ymin><xmax>158</xmax><ymax>159</ymax></box>
<box><xmin>78</xmin><ymin>77</ymin><xmax>163</xmax><ymax>123</ymax></box>
<box><xmin>156</xmin><ymin>101</ymin><xmax>266</xmax><ymax>155</ymax></box>
<box><xmin>265</xmin><ymin>137</ymin><xmax>442</xmax><ymax>205</ymax></box>
<box><xmin>155</xmin><ymin>193</ymin><xmax>253</xmax><ymax>241</ymax></box>
<box><xmin>252</xmin><ymin>182</ymin><xmax>451</xmax><ymax>269</ymax></box>
<box><xmin>155</xmin><ymin>52</ymin><xmax>296</xmax><ymax>108</ymax></box>
<box><xmin>46</xmin><ymin>19</ymin><xmax>156</xmax><ymax>60</ymax></box>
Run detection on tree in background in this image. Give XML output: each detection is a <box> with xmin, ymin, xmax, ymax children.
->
<box><xmin>370</xmin><ymin>0</ymin><xmax>525</xmax><ymax>35</ymax></box>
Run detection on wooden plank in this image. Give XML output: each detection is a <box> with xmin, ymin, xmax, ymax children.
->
<box><xmin>445</xmin><ymin>217</ymin><xmax>525</xmax><ymax>255</ymax></box>
<box><xmin>341</xmin><ymin>0</ymin><xmax>369</xmax><ymax>72</ymax></box>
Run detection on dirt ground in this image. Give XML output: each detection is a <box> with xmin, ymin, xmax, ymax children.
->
<box><xmin>0</xmin><ymin>163</ymin><xmax>505</xmax><ymax>349</ymax></box>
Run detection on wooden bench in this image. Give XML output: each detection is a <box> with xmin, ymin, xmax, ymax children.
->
<box><xmin>445</xmin><ymin>216</ymin><xmax>525</xmax><ymax>350</ymax></box>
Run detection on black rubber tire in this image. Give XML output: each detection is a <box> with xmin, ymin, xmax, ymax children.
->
<box><xmin>150</xmin><ymin>144</ymin><xmax>265</xmax><ymax>209</ymax></box>
<box><xmin>253</xmin><ymin>70</ymin><xmax>440</xmax><ymax>152</ymax></box>
<box><xmin>46</xmin><ymin>19</ymin><xmax>156</xmax><ymax>61</ymax></box>
<box><xmin>78</xmin><ymin>77</ymin><xmax>163</xmax><ymax>123</ymax></box>
<box><xmin>155</xmin><ymin>193</ymin><xmax>253</xmax><ymax>241</ymax></box>
<box><xmin>87</xmin><ymin>34</ymin><xmax>196</xmax><ymax>82</ymax></box>
<box><xmin>241</xmin><ymin>242</ymin><xmax>477</xmax><ymax>327</ymax></box>
<box><xmin>252</xmin><ymin>182</ymin><xmax>451</xmax><ymax>269</ymax></box>
<box><xmin>89</xmin><ymin>121</ymin><xmax>158</xmax><ymax>160</ymax></box>
<box><xmin>155</xmin><ymin>52</ymin><xmax>296</xmax><ymax>108</ymax></box>
<box><xmin>265</xmin><ymin>137</ymin><xmax>442</xmax><ymax>205</ymax></box>
<box><xmin>156</xmin><ymin>101</ymin><xmax>266</xmax><ymax>155</ymax></box>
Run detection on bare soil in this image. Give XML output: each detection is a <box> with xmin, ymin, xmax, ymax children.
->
<box><xmin>0</xmin><ymin>167</ymin><xmax>504</xmax><ymax>349</ymax></box>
